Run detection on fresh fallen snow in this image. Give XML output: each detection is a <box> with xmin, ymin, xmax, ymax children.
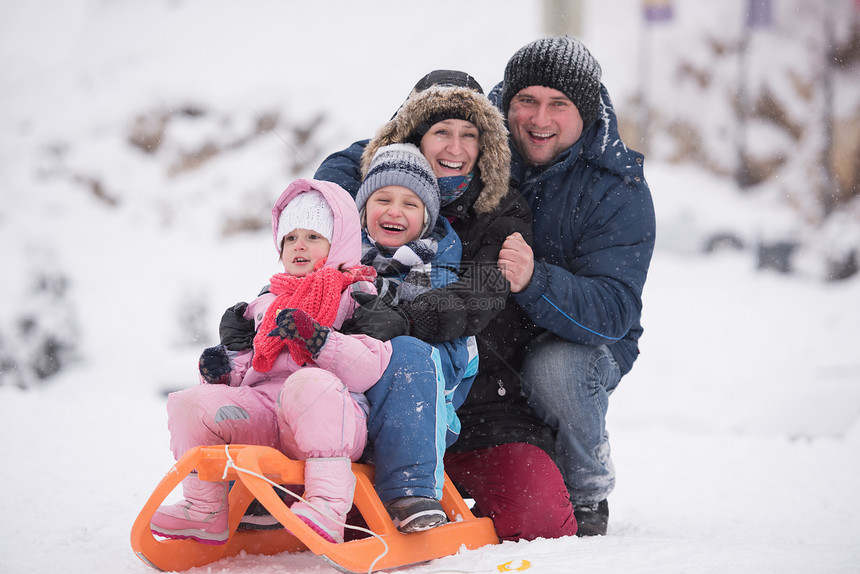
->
<box><xmin>3</xmin><ymin>227</ymin><xmax>858</xmax><ymax>574</ymax></box>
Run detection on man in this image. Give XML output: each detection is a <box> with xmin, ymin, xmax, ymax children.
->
<box><xmin>490</xmin><ymin>36</ymin><xmax>655</xmax><ymax>536</ymax></box>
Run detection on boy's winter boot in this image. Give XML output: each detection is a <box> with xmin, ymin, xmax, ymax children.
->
<box><xmin>384</xmin><ymin>496</ymin><xmax>448</xmax><ymax>533</ymax></box>
<box><xmin>150</xmin><ymin>473</ymin><xmax>229</xmax><ymax>545</ymax></box>
<box><xmin>290</xmin><ymin>457</ymin><xmax>355</xmax><ymax>544</ymax></box>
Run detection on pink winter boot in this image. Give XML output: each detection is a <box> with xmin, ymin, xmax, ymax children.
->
<box><xmin>290</xmin><ymin>457</ymin><xmax>355</xmax><ymax>543</ymax></box>
<box><xmin>150</xmin><ymin>473</ymin><xmax>229</xmax><ymax>545</ymax></box>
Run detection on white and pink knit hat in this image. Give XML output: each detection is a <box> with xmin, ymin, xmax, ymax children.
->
<box><xmin>276</xmin><ymin>190</ymin><xmax>334</xmax><ymax>248</ymax></box>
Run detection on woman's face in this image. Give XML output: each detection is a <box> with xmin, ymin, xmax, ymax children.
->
<box><xmin>419</xmin><ymin>119</ymin><xmax>480</xmax><ymax>178</ymax></box>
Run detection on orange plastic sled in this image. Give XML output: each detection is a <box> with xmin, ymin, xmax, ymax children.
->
<box><xmin>131</xmin><ymin>445</ymin><xmax>499</xmax><ymax>573</ymax></box>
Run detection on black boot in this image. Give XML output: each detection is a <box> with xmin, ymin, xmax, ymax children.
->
<box><xmin>573</xmin><ymin>499</ymin><xmax>608</xmax><ymax>536</ymax></box>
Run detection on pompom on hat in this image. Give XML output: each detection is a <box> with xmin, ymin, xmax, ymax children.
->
<box><xmin>501</xmin><ymin>36</ymin><xmax>603</xmax><ymax>128</ymax></box>
<box><xmin>355</xmin><ymin>143</ymin><xmax>440</xmax><ymax>239</ymax></box>
<box><xmin>276</xmin><ymin>190</ymin><xmax>334</xmax><ymax>249</ymax></box>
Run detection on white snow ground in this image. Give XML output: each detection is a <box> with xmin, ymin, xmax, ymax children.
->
<box><xmin>1</xmin><ymin>2</ymin><xmax>859</xmax><ymax>573</ymax></box>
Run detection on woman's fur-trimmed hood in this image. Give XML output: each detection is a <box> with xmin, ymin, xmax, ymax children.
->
<box><xmin>360</xmin><ymin>86</ymin><xmax>511</xmax><ymax>216</ymax></box>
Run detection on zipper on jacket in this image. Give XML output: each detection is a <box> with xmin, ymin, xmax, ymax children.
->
<box><xmin>495</xmin><ymin>378</ymin><xmax>506</xmax><ymax>396</ymax></box>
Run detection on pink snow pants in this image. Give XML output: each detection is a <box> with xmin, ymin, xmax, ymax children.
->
<box><xmin>166</xmin><ymin>368</ymin><xmax>367</xmax><ymax>463</ymax></box>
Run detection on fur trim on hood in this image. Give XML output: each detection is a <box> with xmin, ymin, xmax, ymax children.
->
<box><xmin>360</xmin><ymin>86</ymin><xmax>511</xmax><ymax>216</ymax></box>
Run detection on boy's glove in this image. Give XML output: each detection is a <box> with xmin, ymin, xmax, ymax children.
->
<box><xmin>340</xmin><ymin>292</ymin><xmax>411</xmax><ymax>341</ymax></box>
<box><xmin>199</xmin><ymin>345</ymin><xmax>233</xmax><ymax>385</ymax></box>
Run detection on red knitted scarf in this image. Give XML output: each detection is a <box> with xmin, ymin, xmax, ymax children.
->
<box><xmin>252</xmin><ymin>260</ymin><xmax>376</xmax><ymax>371</ymax></box>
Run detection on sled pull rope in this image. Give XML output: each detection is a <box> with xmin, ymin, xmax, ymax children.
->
<box><xmin>220</xmin><ymin>445</ymin><xmax>389</xmax><ymax>574</ymax></box>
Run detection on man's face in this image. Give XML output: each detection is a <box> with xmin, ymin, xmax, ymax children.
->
<box><xmin>507</xmin><ymin>86</ymin><xmax>584</xmax><ymax>167</ymax></box>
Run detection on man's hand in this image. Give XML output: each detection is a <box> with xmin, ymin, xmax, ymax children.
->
<box><xmin>498</xmin><ymin>232</ymin><xmax>534</xmax><ymax>293</ymax></box>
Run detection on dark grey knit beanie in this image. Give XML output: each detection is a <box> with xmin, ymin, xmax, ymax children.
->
<box><xmin>356</xmin><ymin>143</ymin><xmax>440</xmax><ymax>238</ymax></box>
<box><xmin>501</xmin><ymin>36</ymin><xmax>602</xmax><ymax>128</ymax></box>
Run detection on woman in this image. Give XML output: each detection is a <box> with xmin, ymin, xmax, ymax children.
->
<box><xmin>314</xmin><ymin>71</ymin><xmax>578</xmax><ymax>541</ymax></box>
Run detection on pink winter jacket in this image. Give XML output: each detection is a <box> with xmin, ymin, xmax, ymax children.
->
<box><xmin>203</xmin><ymin>179</ymin><xmax>392</xmax><ymax>411</ymax></box>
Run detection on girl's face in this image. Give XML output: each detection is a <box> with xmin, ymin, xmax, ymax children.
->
<box><xmin>364</xmin><ymin>185</ymin><xmax>425</xmax><ymax>247</ymax></box>
<box><xmin>419</xmin><ymin>119</ymin><xmax>480</xmax><ymax>178</ymax></box>
<box><xmin>280</xmin><ymin>228</ymin><xmax>331</xmax><ymax>276</ymax></box>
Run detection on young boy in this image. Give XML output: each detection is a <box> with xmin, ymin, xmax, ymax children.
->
<box><xmin>349</xmin><ymin>143</ymin><xmax>479</xmax><ymax>529</ymax></box>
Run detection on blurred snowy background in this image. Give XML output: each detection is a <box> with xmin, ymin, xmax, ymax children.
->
<box><xmin>1</xmin><ymin>1</ymin><xmax>859</xmax><ymax>573</ymax></box>
<box><xmin>2</xmin><ymin>0</ymin><xmax>858</xmax><ymax>390</ymax></box>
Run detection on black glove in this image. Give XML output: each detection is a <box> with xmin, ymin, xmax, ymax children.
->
<box><xmin>340</xmin><ymin>292</ymin><xmax>411</xmax><ymax>341</ymax></box>
<box><xmin>406</xmin><ymin>290</ymin><xmax>467</xmax><ymax>342</ymax></box>
<box><xmin>199</xmin><ymin>345</ymin><xmax>233</xmax><ymax>385</ymax></box>
<box><xmin>219</xmin><ymin>302</ymin><xmax>255</xmax><ymax>351</ymax></box>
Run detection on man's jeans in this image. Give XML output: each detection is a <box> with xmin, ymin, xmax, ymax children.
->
<box><xmin>520</xmin><ymin>333</ymin><xmax>622</xmax><ymax>505</ymax></box>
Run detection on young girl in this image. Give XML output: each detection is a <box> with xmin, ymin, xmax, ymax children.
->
<box><xmin>150</xmin><ymin>178</ymin><xmax>391</xmax><ymax>545</ymax></box>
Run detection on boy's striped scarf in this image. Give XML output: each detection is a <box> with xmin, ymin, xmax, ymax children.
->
<box><xmin>361</xmin><ymin>234</ymin><xmax>439</xmax><ymax>303</ymax></box>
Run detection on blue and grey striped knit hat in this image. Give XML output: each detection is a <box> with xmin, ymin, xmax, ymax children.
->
<box><xmin>356</xmin><ymin>143</ymin><xmax>440</xmax><ymax>238</ymax></box>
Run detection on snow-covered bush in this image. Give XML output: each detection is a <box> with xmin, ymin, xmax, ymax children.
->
<box><xmin>621</xmin><ymin>0</ymin><xmax>860</xmax><ymax>278</ymax></box>
<box><xmin>0</xmin><ymin>270</ymin><xmax>80</xmax><ymax>388</ymax></box>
